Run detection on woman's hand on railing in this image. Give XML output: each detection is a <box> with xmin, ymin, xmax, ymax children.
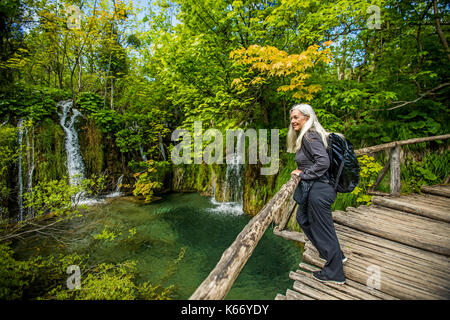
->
<box><xmin>291</xmin><ymin>169</ymin><xmax>302</xmax><ymax>177</ymax></box>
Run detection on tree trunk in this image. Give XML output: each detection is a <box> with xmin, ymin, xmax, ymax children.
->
<box><xmin>433</xmin><ymin>0</ymin><xmax>450</xmax><ymax>61</ymax></box>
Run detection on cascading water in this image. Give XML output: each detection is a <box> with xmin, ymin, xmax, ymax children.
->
<box><xmin>224</xmin><ymin>131</ymin><xmax>245</xmax><ymax>203</ymax></box>
<box><xmin>58</xmin><ymin>100</ymin><xmax>86</xmax><ymax>186</ymax></box>
<box><xmin>106</xmin><ymin>174</ymin><xmax>124</xmax><ymax>198</ymax></box>
<box><xmin>25</xmin><ymin>124</ymin><xmax>35</xmax><ymax>218</ymax></box>
<box><xmin>209</xmin><ymin>131</ymin><xmax>244</xmax><ymax>215</ymax></box>
<box><xmin>16</xmin><ymin>119</ymin><xmax>24</xmax><ymax>221</ymax></box>
<box><xmin>158</xmin><ymin>132</ymin><xmax>166</xmax><ymax>161</ymax></box>
<box><xmin>139</xmin><ymin>144</ymin><xmax>148</xmax><ymax>162</ymax></box>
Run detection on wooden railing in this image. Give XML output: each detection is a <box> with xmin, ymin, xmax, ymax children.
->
<box><xmin>355</xmin><ymin>133</ymin><xmax>450</xmax><ymax>196</ymax></box>
<box><xmin>189</xmin><ymin>175</ymin><xmax>300</xmax><ymax>300</ymax></box>
<box><xmin>189</xmin><ymin>133</ymin><xmax>449</xmax><ymax>300</ymax></box>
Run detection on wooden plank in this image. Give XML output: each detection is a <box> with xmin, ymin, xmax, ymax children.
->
<box><xmin>368</xmin><ymin>190</ymin><xmax>391</xmax><ymax>196</ymax></box>
<box><xmin>189</xmin><ymin>175</ymin><xmax>301</xmax><ymax>300</ymax></box>
<box><xmin>285</xmin><ymin>289</ymin><xmax>314</xmax><ymax>300</ymax></box>
<box><xmin>303</xmin><ymin>248</ymin><xmax>446</xmax><ymax>299</ymax></box>
<box><xmin>334</xmin><ymin>224</ymin><xmax>450</xmax><ymax>272</ymax></box>
<box><xmin>328</xmin><ymin>233</ymin><xmax>448</xmax><ymax>284</ymax></box>
<box><xmin>405</xmin><ymin>192</ymin><xmax>450</xmax><ymax>206</ymax></box>
<box><xmin>335</xmin><ymin>209</ymin><xmax>449</xmax><ymax>255</ymax></box>
<box><xmin>403</xmin><ymin>194</ymin><xmax>450</xmax><ymax>213</ymax></box>
<box><xmin>345</xmin><ymin>207</ymin><xmax>448</xmax><ymax>237</ymax></box>
<box><xmin>372</xmin><ymin>196</ymin><xmax>450</xmax><ymax>223</ymax></box>
<box><xmin>304</xmin><ymin>239</ymin><xmax>450</xmax><ymax>296</ymax></box>
<box><xmin>368</xmin><ymin>204</ymin><xmax>450</xmax><ymax>229</ymax></box>
<box><xmin>299</xmin><ymin>263</ymin><xmax>389</xmax><ymax>300</ymax></box>
<box><xmin>289</xmin><ymin>271</ymin><xmax>358</xmax><ymax>300</ymax></box>
<box><xmin>333</xmin><ymin>229</ymin><xmax>450</xmax><ymax>283</ymax></box>
<box><xmin>348</xmin><ymin>206</ymin><xmax>450</xmax><ymax>237</ymax></box>
<box><xmin>292</xmin><ymin>280</ymin><xmax>339</xmax><ymax>300</ymax></box>
<box><xmin>346</xmin><ymin>206</ymin><xmax>450</xmax><ymax>248</ymax></box>
<box><xmin>273</xmin><ymin>227</ymin><xmax>306</xmax><ymax>243</ymax></box>
<box><xmin>333</xmin><ymin>209</ymin><xmax>450</xmax><ymax>256</ymax></box>
<box><xmin>275</xmin><ymin>293</ymin><xmax>286</xmax><ymax>300</ymax></box>
<box><xmin>305</xmin><ymin>237</ymin><xmax>450</xmax><ymax>294</ymax></box>
<box><xmin>421</xmin><ymin>185</ymin><xmax>450</xmax><ymax>198</ymax></box>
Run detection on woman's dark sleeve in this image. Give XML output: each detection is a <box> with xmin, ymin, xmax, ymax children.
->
<box><xmin>299</xmin><ymin>133</ymin><xmax>330</xmax><ymax>180</ymax></box>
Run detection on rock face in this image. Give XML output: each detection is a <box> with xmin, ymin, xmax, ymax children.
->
<box><xmin>171</xmin><ymin>159</ymin><xmax>291</xmax><ymax>217</ymax></box>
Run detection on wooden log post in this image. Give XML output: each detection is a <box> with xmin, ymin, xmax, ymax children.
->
<box><xmin>389</xmin><ymin>145</ymin><xmax>401</xmax><ymax>196</ymax></box>
<box><xmin>189</xmin><ymin>175</ymin><xmax>300</xmax><ymax>300</ymax></box>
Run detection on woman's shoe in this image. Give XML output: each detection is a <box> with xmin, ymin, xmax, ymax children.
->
<box><xmin>313</xmin><ymin>271</ymin><xmax>346</xmax><ymax>285</ymax></box>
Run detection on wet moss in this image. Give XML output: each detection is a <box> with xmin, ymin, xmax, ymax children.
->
<box><xmin>79</xmin><ymin>119</ymin><xmax>104</xmax><ymax>176</ymax></box>
<box><xmin>34</xmin><ymin>118</ymin><xmax>66</xmax><ymax>181</ymax></box>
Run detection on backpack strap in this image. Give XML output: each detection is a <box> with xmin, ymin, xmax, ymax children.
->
<box><xmin>301</xmin><ymin>132</ymin><xmax>331</xmax><ymax>184</ymax></box>
<box><xmin>333</xmin><ymin>137</ymin><xmax>347</xmax><ymax>191</ymax></box>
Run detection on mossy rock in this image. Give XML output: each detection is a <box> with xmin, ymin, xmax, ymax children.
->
<box><xmin>34</xmin><ymin>118</ymin><xmax>67</xmax><ymax>181</ymax></box>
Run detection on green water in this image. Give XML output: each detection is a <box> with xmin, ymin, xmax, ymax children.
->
<box><xmin>16</xmin><ymin>192</ymin><xmax>303</xmax><ymax>299</ymax></box>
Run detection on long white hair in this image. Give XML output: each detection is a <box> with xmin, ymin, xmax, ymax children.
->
<box><xmin>286</xmin><ymin>103</ymin><xmax>329</xmax><ymax>153</ymax></box>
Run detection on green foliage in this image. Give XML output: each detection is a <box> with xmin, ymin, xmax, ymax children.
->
<box><xmin>48</xmin><ymin>261</ymin><xmax>138</xmax><ymax>300</ymax></box>
<box><xmin>1</xmin><ymin>176</ymin><xmax>106</xmax><ymax>243</ymax></box>
<box><xmin>34</xmin><ymin>118</ymin><xmax>66</xmax><ymax>182</ymax></box>
<box><xmin>115</xmin><ymin>127</ymin><xmax>144</xmax><ymax>153</ymax></box>
<box><xmin>137</xmin><ymin>281</ymin><xmax>175</xmax><ymax>300</ymax></box>
<box><xmin>79</xmin><ymin>123</ymin><xmax>105</xmax><ymax>176</ymax></box>
<box><xmin>0</xmin><ymin>84</ymin><xmax>70</xmax><ymax>120</ymax></box>
<box><xmin>94</xmin><ymin>226</ymin><xmax>122</xmax><ymax>242</ymax></box>
<box><xmin>273</xmin><ymin>152</ymin><xmax>297</xmax><ymax>193</ymax></box>
<box><xmin>23</xmin><ymin>178</ymin><xmax>85</xmax><ymax>219</ymax></box>
<box><xmin>88</xmin><ymin>173</ymin><xmax>108</xmax><ymax>197</ymax></box>
<box><xmin>132</xmin><ymin>160</ymin><xmax>165</xmax><ymax>203</ymax></box>
<box><xmin>0</xmin><ymin>241</ymin><xmax>88</xmax><ymax>299</ymax></box>
<box><xmin>350</xmin><ymin>155</ymin><xmax>384</xmax><ymax>206</ymax></box>
<box><xmin>0</xmin><ymin>241</ymin><xmax>174</xmax><ymax>300</ymax></box>
<box><xmin>0</xmin><ymin>241</ymin><xmax>30</xmax><ymax>299</ymax></box>
<box><xmin>0</xmin><ymin>125</ymin><xmax>17</xmax><ymax>213</ymax></box>
<box><xmin>77</xmin><ymin>92</ymin><xmax>121</xmax><ymax>133</ymax></box>
<box><xmin>401</xmin><ymin>151</ymin><xmax>450</xmax><ymax>193</ymax></box>
<box><xmin>76</xmin><ymin>92</ymin><xmax>104</xmax><ymax>114</ymax></box>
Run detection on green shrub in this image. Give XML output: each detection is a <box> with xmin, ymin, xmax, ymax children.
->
<box><xmin>401</xmin><ymin>150</ymin><xmax>449</xmax><ymax>193</ymax></box>
<box><xmin>0</xmin><ymin>240</ymin><xmax>175</xmax><ymax>300</ymax></box>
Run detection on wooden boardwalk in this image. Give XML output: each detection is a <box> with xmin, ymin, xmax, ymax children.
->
<box><xmin>189</xmin><ymin>135</ymin><xmax>449</xmax><ymax>300</ymax></box>
<box><xmin>275</xmin><ymin>184</ymin><xmax>450</xmax><ymax>300</ymax></box>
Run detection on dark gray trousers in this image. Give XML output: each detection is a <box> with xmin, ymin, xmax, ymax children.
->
<box><xmin>296</xmin><ymin>181</ymin><xmax>345</xmax><ymax>281</ymax></box>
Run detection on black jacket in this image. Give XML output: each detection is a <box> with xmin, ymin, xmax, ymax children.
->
<box><xmin>295</xmin><ymin>130</ymin><xmax>330</xmax><ymax>181</ymax></box>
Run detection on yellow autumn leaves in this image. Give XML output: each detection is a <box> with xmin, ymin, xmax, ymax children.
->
<box><xmin>230</xmin><ymin>41</ymin><xmax>333</xmax><ymax>101</ymax></box>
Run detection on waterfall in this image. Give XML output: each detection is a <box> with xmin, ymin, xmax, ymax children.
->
<box><xmin>25</xmin><ymin>124</ymin><xmax>35</xmax><ymax>218</ymax></box>
<box><xmin>158</xmin><ymin>132</ymin><xmax>166</xmax><ymax>161</ymax></box>
<box><xmin>139</xmin><ymin>144</ymin><xmax>148</xmax><ymax>162</ymax></box>
<box><xmin>16</xmin><ymin>119</ymin><xmax>24</xmax><ymax>221</ymax></box>
<box><xmin>209</xmin><ymin>131</ymin><xmax>244</xmax><ymax>216</ymax></box>
<box><xmin>224</xmin><ymin>131</ymin><xmax>244</xmax><ymax>203</ymax></box>
<box><xmin>58</xmin><ymin>100</ymin><xmax>86</xmax><ymax>186</ymax></box>
<box><xmin>106</xmin><ymin>174</ymin><xmax>124</xmax><ymax>198</ymax></box>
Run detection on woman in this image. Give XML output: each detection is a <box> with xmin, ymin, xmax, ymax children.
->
<box><xmin>288</xmin><ymin>103</ymin><xmax>346</xmax><ymax>285</ymax></box>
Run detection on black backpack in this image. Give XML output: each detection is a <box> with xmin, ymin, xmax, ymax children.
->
<box><xmin>325</xmin><ymin>133</ymin><xmax>360</xmax><ymax>193</ymax></box>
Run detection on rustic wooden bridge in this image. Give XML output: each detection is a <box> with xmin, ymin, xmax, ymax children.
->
<box><xmin>189</xmin><ymin>134</ymin><xmax>450</xmax><ymax>300</ymax></box>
